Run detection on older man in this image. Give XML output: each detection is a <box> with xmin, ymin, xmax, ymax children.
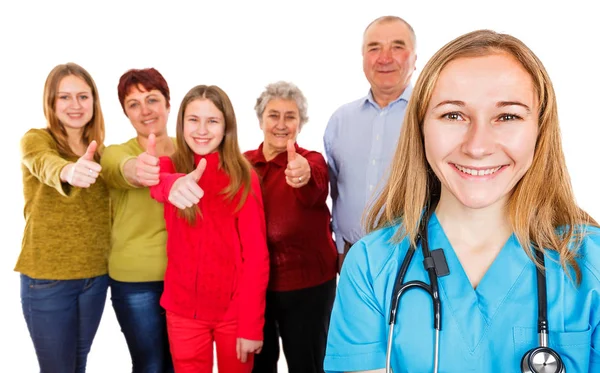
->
<box><xmin>324</xmin><ymin>16</ymin><xmax>417</xmax><ymax>269</ymax></box>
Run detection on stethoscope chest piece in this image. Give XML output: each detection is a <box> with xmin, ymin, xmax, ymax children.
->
<box><xmin>521</xmin><ymin>346</ymin><xmax>565</xmax><ymax>373</ymax></box>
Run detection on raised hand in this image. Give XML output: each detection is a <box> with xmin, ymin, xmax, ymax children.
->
<box><xmin>135</xmin><ymin>133</ymin><xmax>160</xmax><ymax>186</ymax></box>
<box><xmin>61</xmin><ymin>141</ymin><xmax>102</xmax><ymax>188</ymax></box>
<box><xmin>284</xmin><ymin>139</ymin><xmax>310</xmax><ymax>188</ymax></box>
<box><xmin>168</xmin><ymin>158</ymin><xmax>207</xmax><ymax>209</ymax></box>
<box><xmin>236</xmin><ymin>338</ymin><xmax>263</xmax><ymax>363</ymax></box>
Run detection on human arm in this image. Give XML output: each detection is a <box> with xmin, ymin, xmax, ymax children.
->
<box><xmin>323</xmin><ymin>117</ymin><xmax>346</xmax><ymax>265</ymax></box>
<box><xmin>21</xmin><ymin>129</ymin><xmax>101</xmax><ymax>195</ymax></box>
<box><xmin>102</xmin><ymin>134</ymin><xmax>163</xmax><ymax>189</ymax></box>
<box><xmin>235</xmin><ymin>171</ymin><xmax>270</xmax><ymax>361</ymax></box>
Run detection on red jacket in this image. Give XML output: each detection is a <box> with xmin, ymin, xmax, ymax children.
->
<box><xmin>150</xmin><ymin>152</ymin><xmax>269</xmax><ymax>340</ymax></box>
<box><xmin>245</xmin><ymin>143</ymin><xmax>337</xmax><ymax>291</ymax></box>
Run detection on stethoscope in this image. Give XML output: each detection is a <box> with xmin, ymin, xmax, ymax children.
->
<box><xmin>385</xmin><ymin>206</ymin><xmax>565</xmax><ymax>373</ymax></box>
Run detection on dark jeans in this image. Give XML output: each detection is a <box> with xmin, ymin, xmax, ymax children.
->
<box><xmin>20</xmin><ymin>273</ymin><xmax>109</xmax><ymax>373</ymax></box>
<box><xmin>110</xmin><ymin>278</ymin><xmax>173</xmax><ymax>373</ymax></box>
<box><xmin>252</xmin><ymin>278</ymin><xmax>337</xmax><ymax>373</ymax></box>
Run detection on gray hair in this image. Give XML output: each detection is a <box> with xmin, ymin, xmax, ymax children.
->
<box><xmin>254</xmin><ymin>81</ymin><xmax>309</xmax><ymax>127</ymax></box>
<box><xmin>363</xmin><ymin>15</ymin><xmax>417</xmax><ymax>50</ymax></box>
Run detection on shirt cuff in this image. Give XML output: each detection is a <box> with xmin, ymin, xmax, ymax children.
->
<box><xmin>334</xmin><ymin>231</ymin><xmax>346</xmax><ymax>254</ymax></box>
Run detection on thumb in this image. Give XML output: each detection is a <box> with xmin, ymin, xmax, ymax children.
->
<box><xmin>146</xmin><ymin>133</ymin><xmax>157</xmax><ymax>156</ymax></box>
<box><xmin>191</xmin><ymin>158</ymin><xmax>207</xmax><ymax>182</ymax></box>
<box><xmin>82</xmin><ymin>140</ymin><xmax>97</xmax><ymax>161</ymax></box>
<box><xmin>287</xmin><ymin>139</ymin><xmax>296</xmax><ymax>162</ymax></box>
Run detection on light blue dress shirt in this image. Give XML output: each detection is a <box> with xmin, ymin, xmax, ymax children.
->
<box><xmin>324</xmin><ymin>87</ymin><xmax>412</xmax><ymax>253</ymax></box>
<box><xmin>324</xmin><ymin>214</ymin><xmax>600</xmax><ymax>372</ymax></box>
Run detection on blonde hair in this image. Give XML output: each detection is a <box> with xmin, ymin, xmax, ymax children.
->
<box><xmin>171</xmin><ymin>85</ymin><xmax>252</xmax><ymax>225</ymax></box>
<box><xmin>43</xmin><ymin>63</ymin><xmax>105</xmax><ymax>161</ymax></box>
<box><xmin>365</xmin><ymin>29</ymin><xmax>597</xmax><ymax>283</ymax></box>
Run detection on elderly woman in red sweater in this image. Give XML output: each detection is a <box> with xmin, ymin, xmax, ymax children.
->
<box><xmin>244</xmin><ymin>81</ymin><xmax>338</xmax><ymax>373</ymax></box>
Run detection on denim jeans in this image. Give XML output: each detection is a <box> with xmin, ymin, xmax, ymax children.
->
<box><xmin>20</xmin><ymin>273</ymin><xmax>109</xmax><ymax>373</ymax></box>
<box><xmin>110</xmin><ymin>278</ymin><xmax>174</xmax><ymax>373</ymax></box>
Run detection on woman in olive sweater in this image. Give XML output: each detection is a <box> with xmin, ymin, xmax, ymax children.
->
<box><xmin>100</xmin><ymin>67</ymin><xmax>175</xmax><ymax>372</ymax></box>
<box><xmin>15</xmin><ymin>63</ymin><xmax>111</xmax><ymax>373</ymax></box>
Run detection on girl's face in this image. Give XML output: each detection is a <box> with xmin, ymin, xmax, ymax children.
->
<box><xmin>423</xmin><ymin>53</ymin><xmax>539</xmax><ymax>210</ymax></box>
<box><xmin>54</xmin><ymin>75</ymin><xmax>94</xmax><ymax>136</ymax></box>
<box><xmin>183</xmin><ymin>98</ymin><xmax>225</xmax><ymax>155</ymax></box>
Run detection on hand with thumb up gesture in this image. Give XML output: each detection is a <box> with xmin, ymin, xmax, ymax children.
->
<box><xmin>284</xmin><ymin>139</ymin><xmax>310</xmax><ymax>188</ymax></box>
<box><xmin>168</xmin><ymin>158</ymin><xmax>208</xmax><ymax>209</ymax></box>
<box><xmin>135</xmin><ymin>133</ymin><xmax>161</xmax><ymax>186</ymax></box>
<box><xmin>60</xmin><ymin>140</ymin><xmax>103</xmax><ymax>188</ymax></box>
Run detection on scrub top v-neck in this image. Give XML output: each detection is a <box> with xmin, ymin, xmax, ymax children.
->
<box><xmin>324</xmin><ymin>214</ymin><xmax>600</xmax><ymax>373</ymax></box>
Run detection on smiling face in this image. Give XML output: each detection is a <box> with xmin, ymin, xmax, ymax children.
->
<box><xmin>260</xmin><ymin>98</ymin><xmax>300</xmax><ymax>158</ymax></box>
<box><xmin>362</xmin><ymin>20</ymin><xmax>416</xmax><ymax>101</ymax></box>
<box><xmin>123</xmin><ymin>85</ymin><xmax>170</xmax><ymax>138</ymax></box>
<box><xmin>54</xmin><ymin>75</ymin><xmax>94</xmax><ymax>136</ymax></box>
<box><xmin>423</xmin><ymin>53</ymin><xmax>539</xmax><ymax>210</ymax></box>
<box><xmin>183</xmin><ymin>98</ymin><xmax>225</xmax><ymax>156</ymax></box>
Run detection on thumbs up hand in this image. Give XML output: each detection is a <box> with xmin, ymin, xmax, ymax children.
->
<box><xmin>135</xmin><ymin>133</ymin><xmax>160</xmax><ymax>186</ymax></box>
<box><xmin>61</xmin><ymin>140</ymin><xmax>103</xmax><ymax>188</ymax></box>
<box><xmin>168</xmin><ymin>158</ymin><xmax>207</xmax><ymax>209</ymax></box>
<box><xmin>284</xmin><ymin>140</ymin><xmax>310</xmax><ymax>188</ymax></box>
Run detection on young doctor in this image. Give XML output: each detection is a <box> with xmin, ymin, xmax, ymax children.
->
<box><xmin>324</xmin><ymin>29</ymin><xmax>600</xmax><ymax>372</ymax></box>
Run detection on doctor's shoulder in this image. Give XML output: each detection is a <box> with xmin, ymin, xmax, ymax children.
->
<box><xmin>574</xmin><ymin>225</ymin><xmax>600</xmax><ymax>284</ymax></box>
<box><xmin>343</xmin><ymin>223</ymin><xmax>411</xmax><ymax>281</ymax></box>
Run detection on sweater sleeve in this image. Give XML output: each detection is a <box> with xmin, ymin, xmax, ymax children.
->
<box><xmin>20</xmin><ymin>129</ymin><xmax>72</xmax><ymax>197</ymax></box>
<box><xmin>149</xmin><ymin>157</ymin><xmax>185</xmax><ymax>203</ymax></box>
<box><xmin>100</xmin><ymin>144</ymin><xmax>137</xmax><ymax>190</ymax></box>
<box><xmin>236</xmin><ymin>171</ymin><xmax>270</xmax><ymax>340</ymax></box>
<box><xmin>292</xmin><ymin>151</ymin><xmax>330</xmax><ymax>208</ymax></box>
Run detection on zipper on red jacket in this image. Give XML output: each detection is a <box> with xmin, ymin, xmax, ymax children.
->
<box><xmin>193</xmin><ymin>266</ymin><xmax>199</xmax><ymax>319</ymax></box>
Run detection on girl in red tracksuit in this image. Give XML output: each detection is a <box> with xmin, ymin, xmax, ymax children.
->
<box><xmin>149</xmin><ymin>84</ymin><xmax>269</xmax><ymax>373</ymax></box>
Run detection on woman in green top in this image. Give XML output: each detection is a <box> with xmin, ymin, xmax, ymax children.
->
<box><xmin>101</xmin><ymin>68</ymin><xmax>175</xmax><ymax>372</ymax></box>
<box><xmin>16</xmin><ymin>62</ymin><xmax>111</xmax><ymax>373</ymax></box>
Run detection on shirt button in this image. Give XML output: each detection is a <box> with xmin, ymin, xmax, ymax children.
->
<box><xmin>369</xmin><ymin>185</ymin><xmax>374</xmax><ymax>191</ymax></box>
<box><xmin>376</xmin><ymin>135</ymin><xmax>380</xmax><ymax>140</ymax></box>
<box><xmin>372</xmin><ymin>159</ymin><xmax>376</xmax><ymax>165</ymax></box>
<box><xmin>379</xmin><ymin>111</ymin><xmax>385</xmax><ymax>116</ymax></box>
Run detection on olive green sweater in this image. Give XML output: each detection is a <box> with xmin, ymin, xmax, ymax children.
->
<box><xmin>14</xmin><ymin>128</ymin><xmax>110</xmax><ymax>279</ymax></box>
<box><xmin>101</xmin><ymin>138</ymin><xmax>174</xmax><ymax>282</ymax></box>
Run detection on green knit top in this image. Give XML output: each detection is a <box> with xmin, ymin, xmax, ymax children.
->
<box><xmin>101</xmin><ymin>137</ymin><xmax>174</xmax><ymax>282</ymax></box>
<box><xmin>14</xmin><ymin>128</ymin><xmax>110</xmax><ymax>279</ymax></box>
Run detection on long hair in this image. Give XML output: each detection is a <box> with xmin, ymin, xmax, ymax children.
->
<box><xmin>43</xmin><ymin>63</ymin><xmax>104</xmax><ymax>161</ymax></box>
<box><xmin>365</xmin><ymin>29</ymin><xmax>597</xmax><ymax>283</ymax></box>
<box><xmin>171</xmin><ymin>85</ymin><xmax>252</xmax><ymax>224</ymax></box>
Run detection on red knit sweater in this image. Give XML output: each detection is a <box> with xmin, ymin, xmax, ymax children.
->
<box><xmin>245</xmin><ymin>143</ymin><xmax>337</xmax><ymax>292</ymax></box>
<box><xmin>150</xmin><ymin>151</ymin><xmax>269</xmax><ymax>340</ymax></box>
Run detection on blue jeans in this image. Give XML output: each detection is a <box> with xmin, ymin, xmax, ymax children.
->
<box><xmin>110</xmin><ymin>278</ymin><xmax>173</xmax><ymax>373</ymax></box>
<box><xmin>20</xmin><ymin>273</ymin><xmax>109</xmax><ymax>373</ymax></box>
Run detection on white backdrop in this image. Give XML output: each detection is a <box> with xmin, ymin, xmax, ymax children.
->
<box><xmin>1</xmin><ymin>0</ymin><xmax>599</xmax><ymax>371</ymax></box>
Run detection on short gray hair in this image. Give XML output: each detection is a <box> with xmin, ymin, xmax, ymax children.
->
<box><xmin>254</xmin><ymin>81</ymin><xmax>309</xmax><ymax>127</ymax></box>
<box><xmin>363</xmin><ymin>15</ymin><xmax>417</xmax><ymax>50</ymax></box>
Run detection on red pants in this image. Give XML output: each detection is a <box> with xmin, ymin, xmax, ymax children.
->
<box><xmin>166</xmin><ymin>311</ymin><xmax>254</xmax><ymax>373</ymax></box>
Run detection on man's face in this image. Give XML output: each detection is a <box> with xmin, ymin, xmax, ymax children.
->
<box><xmin>362</xmin><ymin>20</ymin><xmax>417</xmax><ymax>96</ymax></box>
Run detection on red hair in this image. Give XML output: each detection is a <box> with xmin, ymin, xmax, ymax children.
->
<box><xmin>117</xmin><ymin>68</ymin><xmax>170</xmax><ymax>113</ymax></box>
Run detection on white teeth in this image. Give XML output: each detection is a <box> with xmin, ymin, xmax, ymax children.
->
<box><xmin>455</xmin><ymin>164</ymin><xmax>502</xmax><ymax>176</ymax></box>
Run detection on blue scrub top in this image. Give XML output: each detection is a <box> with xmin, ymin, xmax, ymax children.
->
<box><xmin>324</xmin><ymin>214</ymin><xmax>600</xmax><ymax>372</ymax></box>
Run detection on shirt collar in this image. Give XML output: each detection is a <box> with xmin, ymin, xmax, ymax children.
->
<box><xmin>362</xmin><ymin>84</ymin><xmax>413</xmax><ymax>110</ymax></box>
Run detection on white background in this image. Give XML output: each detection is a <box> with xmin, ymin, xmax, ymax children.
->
<box><xmin>1</xmin><ymin>0</ymin><xmax>599</xmax><ymax>371</ymax></box>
